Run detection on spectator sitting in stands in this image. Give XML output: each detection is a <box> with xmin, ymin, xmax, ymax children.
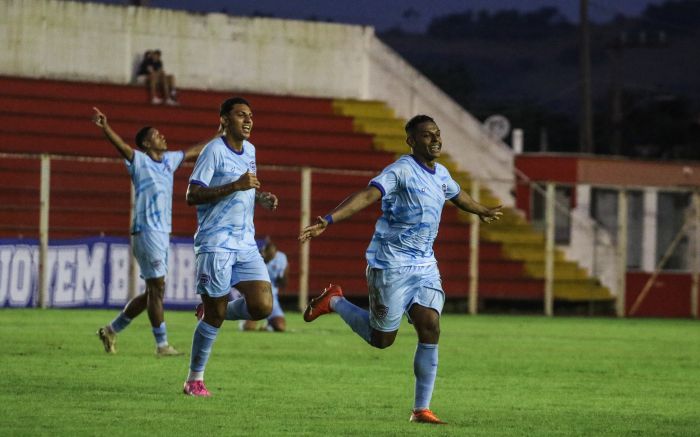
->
<box><xmin>136</xmin><ymin>49</ymin><xmax>178</xmax><ymax>105</ymax></box>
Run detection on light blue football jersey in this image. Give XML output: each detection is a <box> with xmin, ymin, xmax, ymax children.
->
<box><xmin>366</xmin><ymin>154</ymin><xmax>461</xmax><ymax>269</ymax></box>
<box><xmin>266</xmin><ymin>251</ymin><xmax>288</xmax><ymax>296</ymax></box>
<box><xmin>126</xmin><ymin>149</ymin><xmax>184</xmax><ymax>234</ymax></box>
<box><xmin>189</xmin><ymin>136</ymin><xmax>258</xmax><ymax>254</ymax></box>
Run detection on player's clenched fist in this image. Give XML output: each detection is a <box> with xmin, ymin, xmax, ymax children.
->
<box><xmin>235</xmin><ymin>171</ymin><xmax>260</xmax><ymax>190</ymax></box>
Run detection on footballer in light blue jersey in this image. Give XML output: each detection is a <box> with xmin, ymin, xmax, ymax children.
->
<box><xmin>128</xmin><ymin>149</ymin><xmax>184</xmax><ymax>234</ymax></box>
<box><xmin>183</xmin><ymin>97</ymin><xmax>279</xmax><ymax>397</ymax></box>
<box><xmin>189</xmin><ymin>136</ymin><xmax>258</xmax><ymax>254</ymax></box>
<box><xmin>299</xmin><ymin>114</ymin><xmax>502</xmax><ymax>423</ymax></box>
<box><xmin>91</xmin><ymin>107</ymin><xmax>206</xmax><ymax>357</ymax></box>
<box><xmin>366</xmin><ymin>154</ymin><xmax>460</xmax><ymax>269</ymax></box>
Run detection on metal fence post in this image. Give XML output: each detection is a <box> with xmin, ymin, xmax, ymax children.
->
<box><xmin>468</xmin><ymin>179</ymin><xmax>480</xmax><ymax>315</ymax></box>
<box><xmin>616</xmin><ymin>189</ymin><xmax>628</xmax><ymax>317</ymax></box>
<box><xmin>298</xmin><ymin>167</ymin><xmax>312</xmax><ymax>311</ymax></box>
<box><xmin>38</xmin><ymin>154</ymin><xmax>51</xmax><ymax>308</ymax></box>
<box><xmin>544</xmin><ymin>182</ymin><xmax>555</xmax><ymax>316</ymax></box>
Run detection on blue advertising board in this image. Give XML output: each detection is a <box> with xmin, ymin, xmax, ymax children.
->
<box><xmin>0</xmin><ymin>237</ymin><xmax>199</xmax><ymax>309</ymax></box>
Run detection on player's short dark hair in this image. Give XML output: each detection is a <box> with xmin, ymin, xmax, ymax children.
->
<box><xmin>405</xmin><ymin>115</ymin><xmax>435</xmax><ymax>135</ymax></box>
<box><xmin>134</xmin><ymin>126</ymin><xmax>153</xmax><ymax>150</ymax></box>
<box><xmin>220</xmin><ymin>97</ymin><xmax>252</xmax><ymax>116</ymax></box>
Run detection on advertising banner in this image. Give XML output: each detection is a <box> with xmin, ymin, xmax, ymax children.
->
<box><xmin>0</xmin><ymin>237</ymin><xmax>198</xmax><ymax>309</ymax></box>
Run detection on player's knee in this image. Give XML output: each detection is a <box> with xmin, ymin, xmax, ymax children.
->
<box><xmin>370</xmin><ymin>339</ymin><xmax>394</xmax><ymax>349</ymax></box>
<box><xmin>370</xmin><ymin>331</ymin><xmax>396</xmax><ymax>349</ymax></box>
<box><xmin>147</xmin><ymin>279</ymin><xmax>165</xmax><ymax>298</ymax></box>
<box><xmin>424</xmin><ymin>321</ymin><xmax>440</xmax><ymax>337</ymax></box>
<box><xmin>416</xmin><ymin>321</ymin><xmax>440</xmax><ymax>343</ymax></box>
<box><xmin>202</xmin><ymin>301</ymin><xmax>226</xmax><ymax>327</ymax></box>
<box><xmin>248</xmin><ymin>300</ymin><xmax>272</xmax><ymax>320</ymax></box>
<box><xmin>204</xmin><ymin>313</ymin><xmax>225</xmax><ymax>328</ymax></box>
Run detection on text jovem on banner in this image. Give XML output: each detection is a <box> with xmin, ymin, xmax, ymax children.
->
<box><xmin>0</xmin><ymin>237</ymin><xmax>198</xmax><ymax>309</ymax></box>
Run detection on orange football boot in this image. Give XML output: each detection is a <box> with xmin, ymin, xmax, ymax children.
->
<box><xmin>303</xmin><ymin>284</ymin><xmax>344</xmax><ymax>322</ymax></box>
<box><xmin>409</xmin><ymin>409</ymin><xmax>447</xmax><ymax>425</ymax></box>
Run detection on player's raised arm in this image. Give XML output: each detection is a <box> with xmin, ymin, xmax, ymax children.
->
<box><xmin>299</xmin><ymin>184</ymin><xmax>382</xmax><ymax>242</ymax></box>
<box><xmin>450</xmin><ymin>190</ymin><xmax>503</xmax><ymax>224</ymax></box>
<box><xmin>91</xmin><ymin>107</ymin><xmax>135</xmax><ymax>162</ymax></box>
<box><xmin>186</xmin><ymin>171</ymin><xmax>260</xmax><ymax>206</ymax></box>
<box><xmin>182</xmin><ymin>134</ymin><xmax>219</xmax><ymax>163</ymax></box>
<box><xmin>183</xmin><ymin>142</ymin><xmax>206</xmax><ymax>163</ymax></box>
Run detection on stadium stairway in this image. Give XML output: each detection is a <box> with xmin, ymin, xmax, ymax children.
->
<box><xmin>332</xmin><ymin>99</ymin><xmax>613</xmax><ymax>305</ymax></box>
<box><xmin>0</xmin><ymin>76</ymin><xmax>611</xmax><ymax>307</ymax></box>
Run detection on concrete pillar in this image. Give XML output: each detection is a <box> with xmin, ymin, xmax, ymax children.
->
<box><xmin>544</xmin><ymin>182</ymin><xmax>555</xmax><ymax>316</ymax></box>
<box><xmin>512</xmin><ymin>129</ymin><xmax>524</xmax><ymax>154</ymax></box>
<box><xmin>642</xmin><ymin>188</ymin><xmax>658</xmax><ymax>272</ymax></box>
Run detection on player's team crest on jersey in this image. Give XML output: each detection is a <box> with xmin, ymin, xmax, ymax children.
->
<box><xmin>199</xmin><ymin>273</ymin><xmax>210</xmax><ymax>285</ymax></box>
<box><xmin>372</xmin><ymin>303</ymin><xmax>388</xmax><ymax>320</ymax></box>
<box><xmin>249</xmin><ymin>161</ymin><xmax>256</xmax><ymax>174</ymax></box>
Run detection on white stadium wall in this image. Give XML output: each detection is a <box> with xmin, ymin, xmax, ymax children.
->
<box><xmin>0</xmin><ymin>0</ymin><xmax>515</xmax><ymax>205</ymax></box>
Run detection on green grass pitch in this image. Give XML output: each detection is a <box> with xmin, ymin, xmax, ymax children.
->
<box><xmin>1</xmin><ymin>308</ymin><xmax>699</xmax><ymax>436</ymax></box>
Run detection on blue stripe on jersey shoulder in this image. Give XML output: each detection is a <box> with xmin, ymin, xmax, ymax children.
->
<box><xmin>369</xmin><ymin>181</ymin><xmax>385</xmax><ymax>196</ymax></box>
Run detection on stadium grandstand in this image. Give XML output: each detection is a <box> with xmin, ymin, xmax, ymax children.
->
<box><xmin>0</xmin><ymin>0</ymin><xmax>698</xmax><ymax>318</ymax></box>
<box><xmin>2</xmin><ymin>2</ymin><xmax>700</xmax><ymax>436</ymax></box>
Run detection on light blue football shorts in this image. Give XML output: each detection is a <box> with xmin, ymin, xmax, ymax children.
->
<box><xmin>132</xmin><ymin>231</ymin><xmax>169</xmax><ymax>280</ymax></box>
<box><xmin>365</xmin><ymin>263</ymin><xmax>445</xmax><ymax>332</ymax></box>
<box><xmin>196</xmin><ymin>249</ymin><xmax>271</xmax><ymax>298</ymax></box>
